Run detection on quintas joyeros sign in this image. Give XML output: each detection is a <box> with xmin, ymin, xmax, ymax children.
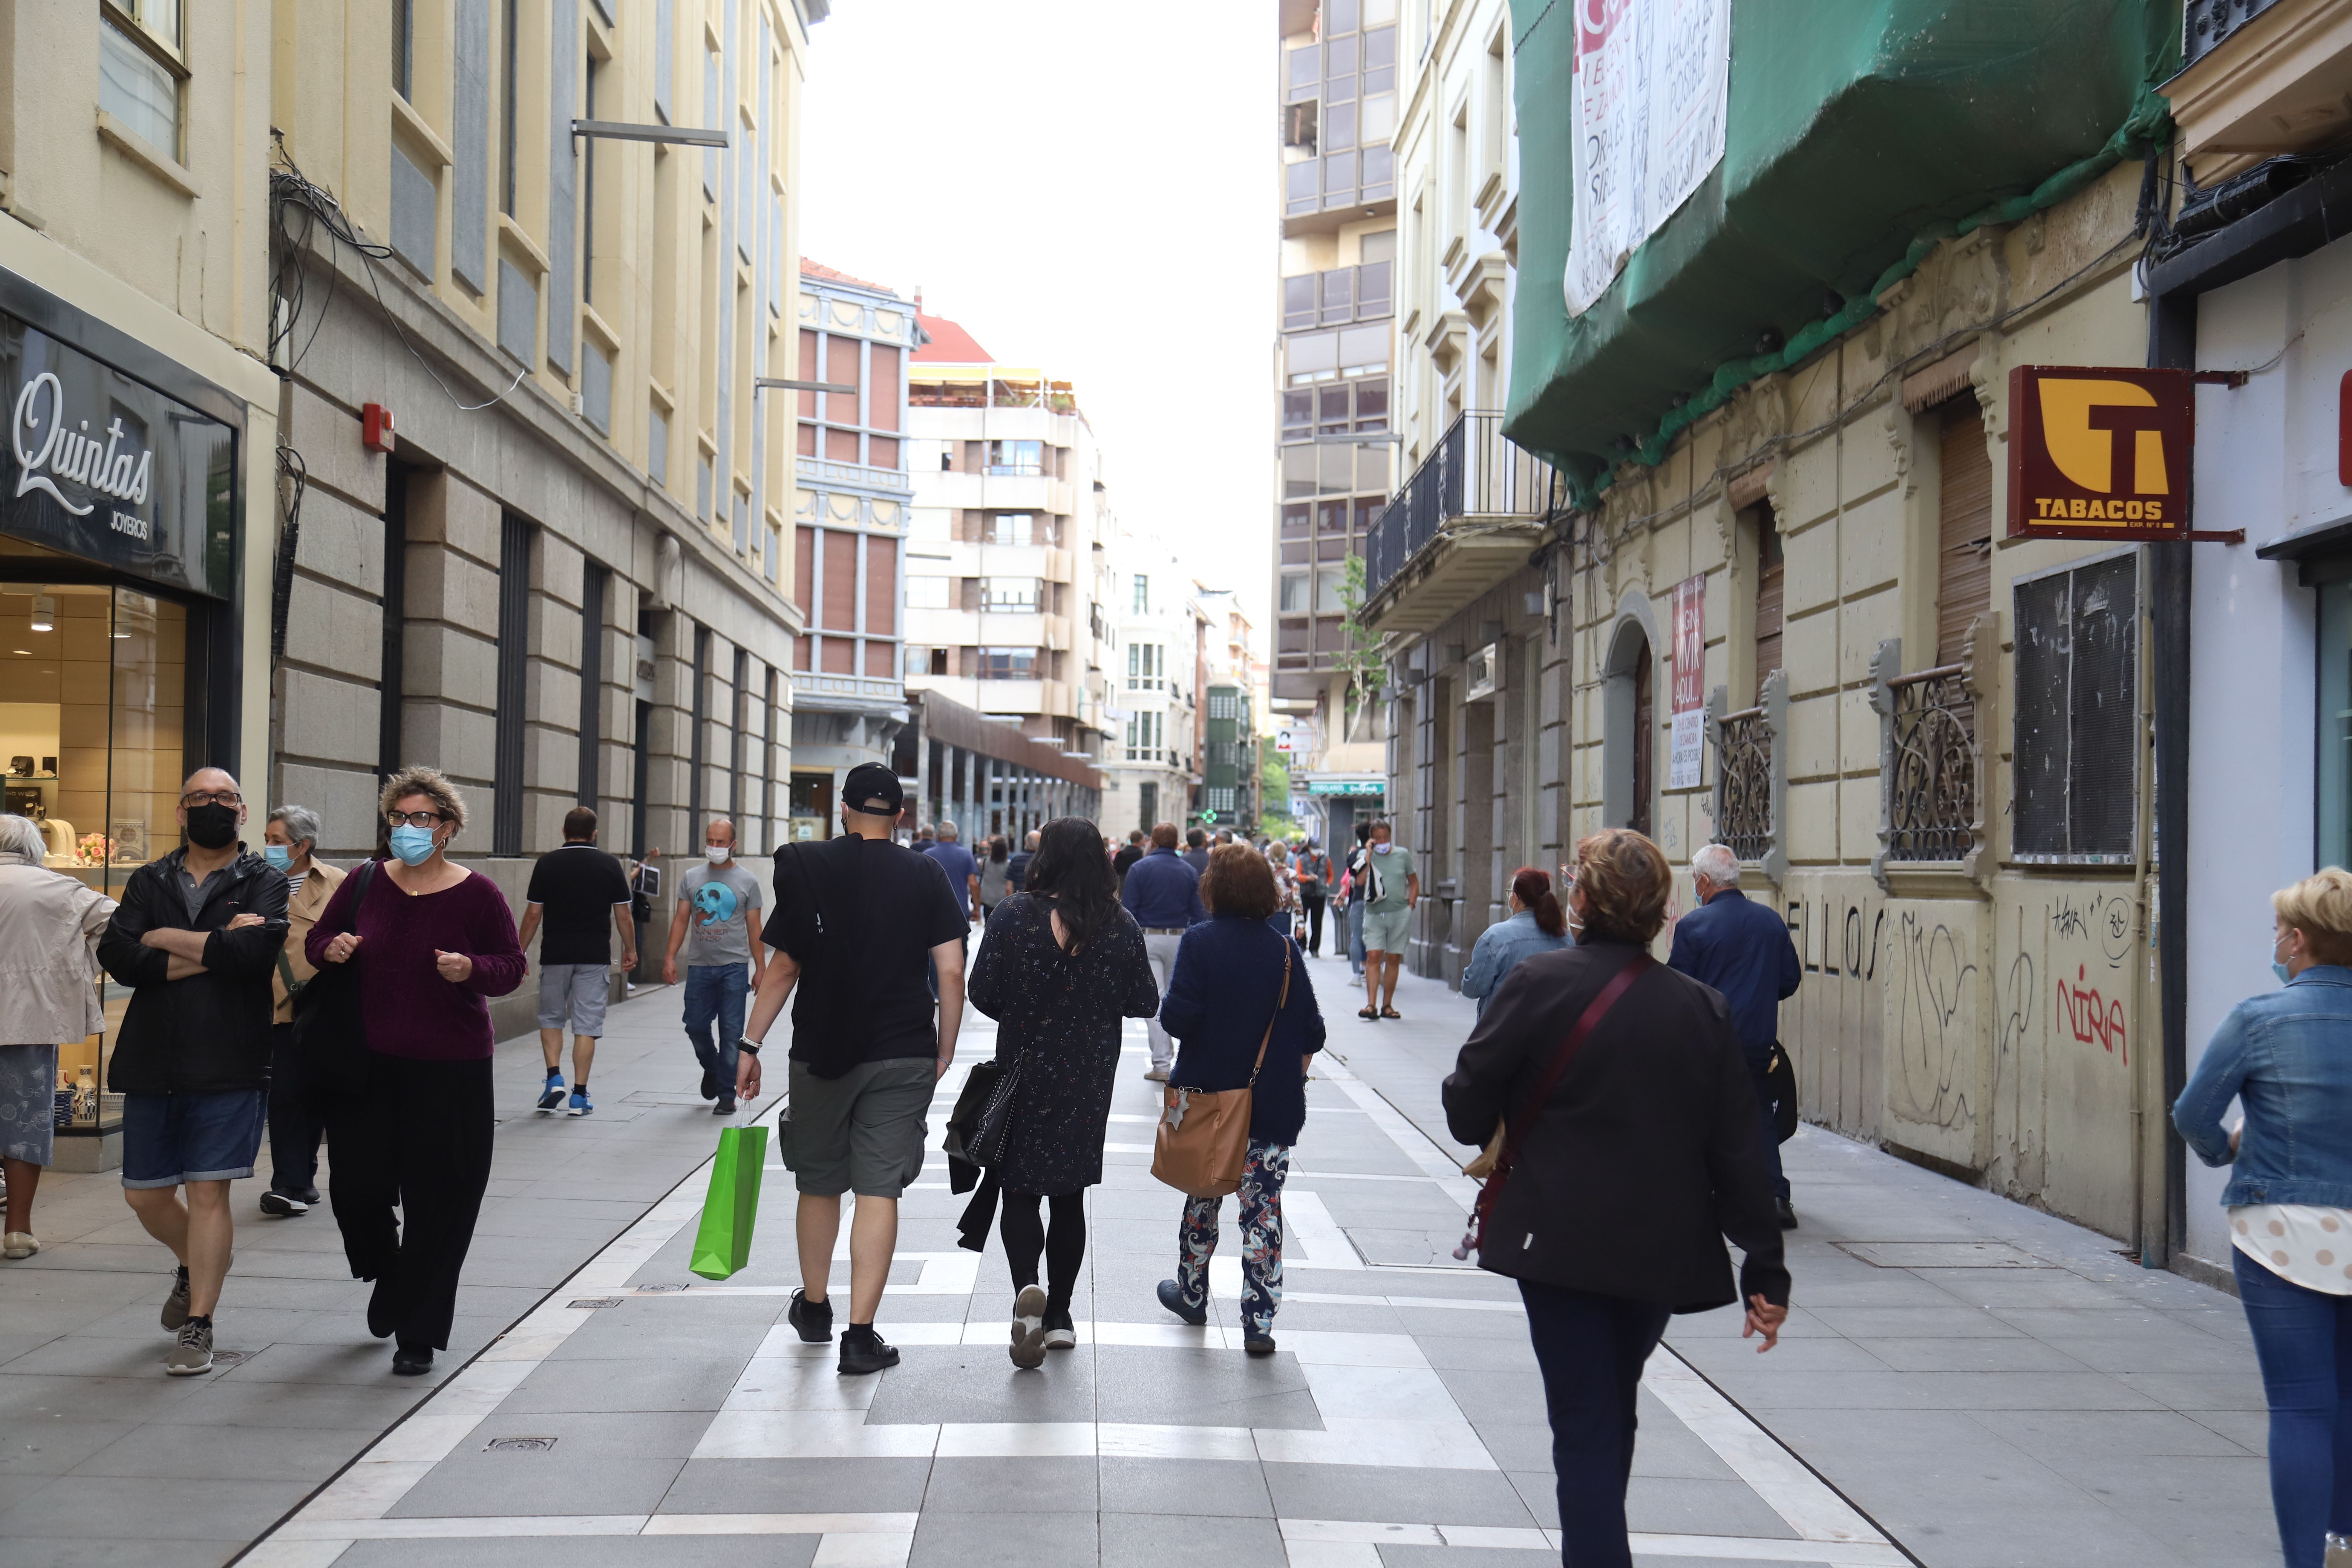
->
<box><xmin>2006</xmin><ymin>366</ymin><xmax>2194</xmax><ymax>541</ymax></box>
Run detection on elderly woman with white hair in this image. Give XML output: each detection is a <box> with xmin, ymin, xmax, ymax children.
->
<box><xmin>0</xmin><ymin>813</ymin><xmax>118</xmax><ymax>1258</ymax></box>
<box><xmin>259</xmin><ymin>802</ymin><xmax>344</xmax><ymax>1219</ymax></box>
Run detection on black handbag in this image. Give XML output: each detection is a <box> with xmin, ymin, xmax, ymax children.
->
<box><xmin>1767</xmin><ymin>1041</ymin><xmax>1799</xmax><ymax>1143</ymax></box>
<box><xmin>943</xmin><ymin>1054</ymin><xmax>1021</xmax><ymax>1168</ymax></box>
<box><xmin>291</xmin><ymin>860</ymin><xmax>378</xmax><ymax>1108</ymax></box>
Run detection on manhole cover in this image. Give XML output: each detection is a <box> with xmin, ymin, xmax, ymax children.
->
<box><xmin>637</xmin><ymin>1282</ymin><xmax>690</xmax><ymax>1293</ymax></box>
<box><xmin>207</xmin><ymin>1350</ymin><xmax>248</xmax><ymax>1369</ymax></box>
<box><xmin>485</xmin><ymin>1436</ymin><xmax>558</xmax><ymax>1452</ymax></box>
<box><xmin>568</xmin><ymin>1297</ymin><xmax>625</xmax><ymax>1309</ymax></box>
<box><xmin>1835</xmin><ymin>1241</ymin><xmax>2050</xmax><ymax>1269</ymax></box>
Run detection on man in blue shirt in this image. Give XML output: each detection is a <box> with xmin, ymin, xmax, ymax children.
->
<box><xmin>920</xmin><ymin>821</ymin><xmax>981</xmax><ymax>922</ymax></box>
<box><xmin>1121</xmin><ymin>822</ymin><xmax>1207</xmax><ymax>1082</ymax></box>
<box><xmin>1668</xmin><ymin>842</ymin><xmax>1802</xmax><ymax>1228</ymax></box>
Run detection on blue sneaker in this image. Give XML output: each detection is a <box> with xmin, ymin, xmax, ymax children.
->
<box><xmin>536</xmin><ymin>1073</ymin><xmax>565</xmax><ymax>1111</ymax></box>
<box><xmin>568</xmin><ymin>1089</ymin><xmax>593</xmax><ymax>1117</ymax></box>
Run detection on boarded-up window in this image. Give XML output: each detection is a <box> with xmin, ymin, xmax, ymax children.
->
<box><xmin>1937</xmin><ymin>397</ymin><xmax>1993</xmax><ymax>666</ymax></box>
<box><xmin>2013</xmin><ymin>554</ymin><xmax>2138</xmax><ymax>863</ymax></box>
<box><xmin>825</xmin><ymin>337</ymin><xmax>859</xmax><ymax>426</ymax></box>
<box><xmin>1751</xmin><ymin>502</ymin><xmax>1782</xmax><ymax>698</ymax></box>
<box><xmin>822</xmin><ymin>529</ymin><xmax>856</xmax><ymax>631</ymax></box>
<box><xmin>865</xmin><ymin>536</ymin><xmax>897</xmax><ymax>636</ymax></box>
<box><xmin>793</xmin><ymin>527</ymin><xmax>815</xmax><ymax>619</ymax></box>
<box><xmin>797</xmin><ymin>330</ymin><xmax>819</xmax><ymax>418</ymax></box>
<box><xmin>869</xmin><ymin>345</ymin><xmax>900</xmax><ymax>431</ymax></box>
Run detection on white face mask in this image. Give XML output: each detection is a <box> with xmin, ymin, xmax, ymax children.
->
<box><xmin>705</xmin><ymin>845</ymin><xmax>732</xmax><ymax>864</ymax></box>
<box><xmin>1373</xmin><ymin>842</ymin><xmax>1393</xmax><ymax>855</ymax></box>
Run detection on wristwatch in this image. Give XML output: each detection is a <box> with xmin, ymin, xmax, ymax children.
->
<box><xmin>737</xmin><ymin>1037</ymin><xmax>762</xmax><ymax>1057</ymax></box>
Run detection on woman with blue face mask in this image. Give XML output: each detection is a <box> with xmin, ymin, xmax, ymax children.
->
<box><xmin>307</xmin><ymin>766</ymin><xmax>525</xmax><ymax>1377</ymax></box>
<box><xmin>2173</xmin><ymin>868</ymin><xmax>2352</xmax><ymax>1568</ymax></box>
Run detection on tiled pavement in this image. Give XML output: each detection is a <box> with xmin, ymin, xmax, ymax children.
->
<box><xmin>6</xmin><ymin>952</ymin><xmax>2283</xmax><ymax>1567</ymax></box>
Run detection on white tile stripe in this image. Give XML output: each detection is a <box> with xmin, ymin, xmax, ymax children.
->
<box><xmin>1313</xmin><ymin>1050</ymin><xmax>1482</xmax><ymax>1209</ymax></box>
<box><xmin>273</xmin><ymin>1511</ymin><xmax>919</xmax><ymax>1540</ymax></box>
<box><xmin>1281</xmin><ymin>1518</ymin><xmax>1909</xmax><ymax>1565</ymax></box>
<box><xmin>1643</xmin><ymin>1347</ymin><xmax>1890</xmax><ymax>1546</ymax></box>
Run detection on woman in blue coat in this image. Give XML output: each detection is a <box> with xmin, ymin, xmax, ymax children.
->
<box><xmin>1460</xmin><ymin>867</ymin><xmax>1572</xmax><ymax>1018</ymax></box>
<box><xmin>1153</xmin><ymin>844</ymin><xmax>1326</xmax><ymax>1353</ymax></box>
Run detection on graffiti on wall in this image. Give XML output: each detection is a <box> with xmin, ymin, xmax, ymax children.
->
<box><xmin>1886</xmin><ymin>910</ymin><xmax>1981</xmax><ymax>1139</ymax></box>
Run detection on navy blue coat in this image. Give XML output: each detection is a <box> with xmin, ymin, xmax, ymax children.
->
<box><xmin>1158</xmin><ymin>913</ymin><xmax>1326</xmax><ymax>1144</ymax></box>
<box><xmin>1667</xmin><ymin>888</ymin><xmax>1800</xmax><ymax>1053</ymax></box>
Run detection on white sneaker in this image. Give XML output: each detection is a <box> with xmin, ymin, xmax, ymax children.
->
<box><xmin>1143</xmin><ymin>1066</ymin><xmax>1169</xmax><ymax>1083</ymax></box>
<box><xmin>1009</xmin><ymin>1285</ymin><xmax>1048</xmax><ymax>1369</ymax></box>
<box><xmin>2</xmin><ymin>1232</ymin><xmax>36</xmax><ymax>1260</ymax></box>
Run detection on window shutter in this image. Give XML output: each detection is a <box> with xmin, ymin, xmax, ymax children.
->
<box><xmin>1751</xmin><ymin>503</ymin><xmax>1782</xmax><ymax>696</ymax></box>
<box><xmin>2012</xmin><ymin>556</ymin><xmax>2138</xmax><ymax>862</ymax></box>
<box><xmin>1937</xmin><ymin>398</ymin><xmax>1993</xmax><ymax>667</ymax></box>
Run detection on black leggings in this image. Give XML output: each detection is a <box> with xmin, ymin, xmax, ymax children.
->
<box><xmin>999</xmin><ymin>1189</ymin><xmax>1087</xmax><ymax>1312</ymax></box>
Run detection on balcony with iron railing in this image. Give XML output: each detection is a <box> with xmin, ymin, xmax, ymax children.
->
<box><xmin>1361</xmin><ymin>411</ymin><xmax>1560</xmax><ymax>634</ymax></box>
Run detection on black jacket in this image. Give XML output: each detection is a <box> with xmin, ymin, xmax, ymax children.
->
<box><xmin>100</xmin><ymin>846</ymin><xmax>289</xmax><ymax>1095</ymax></box>
<box><xmin>1442</xmin><ymin>936</ymin><xmax>1790</xmax><ymax>1312</ymax></box>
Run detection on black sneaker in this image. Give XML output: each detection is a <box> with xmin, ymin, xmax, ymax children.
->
<box><xmin>1043</xmin><ymin>1307</ymin><xmax>1076</xmax><ymax>1351</ymax></box>
<box><xmin>160</xmin><ymin>1265</ymin><xmax>191</xmax><ymax>1331</ymax></box>
<box><xmin>714</xmin><ymin>1097</ymin><xmax>736</xmax><ymax>1116</ymax></box>
<box><xmin>391</xmin><ymin>1344</ymin><xmax>434</xmax><ymax>1377</ymax></box>
<box><xmin>787</xmin><ymin>1287</ymin><xmax>833</xmax><ymax>1343</ymax></box>
<box><xmin>1243</xmin><ymin>1330</ymin><xmax>1278</xmax><ymax>1355</ymax></box>
<box><xmin>838</xmin><ymin>1325</ymin><xmax>900</xmax><ymax>1376</ymax></box>
<box><xmin>366</xmin><ymin>1277</ymin><xmax>398</xmax><ymax>1340</ymax></box>
<box><xmin>1776</xmin><ymin>1198</ymin><xmax>1799</xmax><ymax>1231</ymax></box>
<box><xmin>259</xmin><ymin>1190</ymin><xmax>307</xmax><ymax>1218</ymax></box>
<box><xmin>699</xmin><ymin>1064</ymin><xmax>718</xmax><ymax>1101</ymax></box>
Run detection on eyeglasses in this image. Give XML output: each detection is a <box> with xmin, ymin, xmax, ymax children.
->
<box><xmin>181</xmin><ymin>790</ymin><xmax>243</xmax><ymax>808</ymax></box>
<box><xmin>386</xmin><ymin>810</ymin><xmax>448</xmax><ymax>828</ymax></box>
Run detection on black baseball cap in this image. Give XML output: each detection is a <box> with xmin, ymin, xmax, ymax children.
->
<box><xmin>842</xmin><ymin>763</ymin><xmax>904</xmax><ymax>818</ymax></box>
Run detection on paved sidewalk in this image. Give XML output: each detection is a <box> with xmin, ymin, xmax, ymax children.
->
<box><xmin>0</xmin><ymin>978</ymin><xmax>757</xmax><ymax>1568</ymax></box>
<box><xmin>227</xmin><ymin>951</ymin><xmax>2278</xmax><ymax>1568</ymax></box>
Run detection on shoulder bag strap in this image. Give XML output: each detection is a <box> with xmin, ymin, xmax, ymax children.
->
<box><xmin>1244</xmin><ymin>939</ymin><xmax>1293</xmax><ymax>1088</ymax></box>
<box><xmin>1461</xmin><ymin>952</ymin><xmax>1652</xmax><ymax>1252</ymax></box>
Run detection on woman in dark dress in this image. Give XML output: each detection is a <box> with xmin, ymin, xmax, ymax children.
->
<box><xmin>967</xmin><ymin>816</ymin><xmax>1161</xmax><ymax>1368</ymax></box>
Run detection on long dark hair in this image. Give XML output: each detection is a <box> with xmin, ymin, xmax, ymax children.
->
<box><xmin>1029</xmin><ymin>816</ymin><xmax>1119</xmax><ymax>950</ymax></box>
<box><xmin>1513</xmin><ymin>866</ymin><xmax>1567</xmax><ymax>937</ymax></box>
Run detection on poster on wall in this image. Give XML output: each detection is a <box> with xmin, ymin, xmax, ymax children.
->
<box><xmin>1563</xmin><ymin>0</ymin><xmax>1733</xmax><ymax>317</ymax></box>
<box><xmin>1669</xmin><ymin>574</ymin><xmax>1705</xmax><ymax>790</ymax></box>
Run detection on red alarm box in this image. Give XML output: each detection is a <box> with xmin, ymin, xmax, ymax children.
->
<box><xmin>361</xmin><ymin>402</ymin><xmax>397</xmax><ymax>455</ymax></box>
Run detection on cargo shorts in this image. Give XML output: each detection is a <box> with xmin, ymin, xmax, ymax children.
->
<box><xmin>783</xmin><ymin>1056</ymin><xmax>935</xmax><ymax>1198</ymax></box>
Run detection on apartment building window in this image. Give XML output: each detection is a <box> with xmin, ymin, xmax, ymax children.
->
<box><xmin>1752</xmin><ymin>504</ymin><xmax>1784</xmax><ymax>693</ymax></box>
<box><xmin>101</xmin><ymin>6</ymin><xmax>184</xmax><ymax>161</ymax></box>
<box><xmin>654</xmin><ymin>0</ymin><xmax>673</xmax><ymax>120</ymax></box>
<box><xmin>1208</xmin><ymin>691</ymin><xmax>1239</xmax><ymax>720</ymax></box>
<box><xmin>1126</xmin><ymin>711</ymin><xmax>1163</xmax><ymax>763</ymax></box>
<box><xmin>979</xmin><ymin>648</ymin><xmax>1037</xmax><ymax>681</ymax></box>
<box><xmin>1207</xmin><ymin>786</ymin><xmax>1237</xmax><ymax>814</ymax></box>
<box><xmin>1127</xmin><ymin>644</ymin><xmax>1164</xmax><ymax>690</ymax></box>
<box><xmin>493</xmin><ymin>513</ymin><xmax>534</xmax><ymax>857</ymax></box>
<box><xmin>1279</xmin><ymin>571</ymin><xmax>1309</xmax><ymax>614</ymax></box>
<box><xmin>1937</xmin><ymin>396</ymin><xmax>1994</xmax><ymax>665</ymax></box>
<box><xmin>577</xmin><ymin>562</ymin><xmax>607</xmax><ymax>808</ymax></box>
<box><xmin>648</xmin><ymin>406</ymin><xmax>669</xmax><ymax>487</ymax></box>
<box><xmin>393</xmin><ymin>0</ymin><xmax>415</xmax><ymax>100</ymax></box>
<box><xmin>501</xmin><ymin>0</ymin><xmax>519</xmax><ymax>215</ymax></box>
<box><xmin>905</xmin><ymin>576</ymin><xmax>949</xmax><ymax>610</ymax></box>
<box><xmin>1314</xmin><ymin>567</ymin><xmax>1344</xmax><ymax>614</ymax></box>
<box><xmin>702</xmin><ymin>48</ymin><xmax>721</xmax><ymax>199</ymax></box>
<box><xmin>582</xmin><ymin>343</ymin><xmax>613</xmax><ymax>435</ymax></box>
<box><xmin>980</xmin><ymin>577</ymin><xmax>1041</xmax><ymax>612</ymax></box>
<box><xmin>988</xmin><ymin>440</ymin><xmax>1043</xmax><ymax>476</ymax></box>
<box><xmin>1132</xmin><ymin>575</ymin><xmax>1150</xmax><ymax>613</ymax></box>
<box><xmin>989</xmin><ymin>514</ymin><xmax>1034</xmax><ymax>547</ymax></box>
<box><xmin>2013</xmin><ymin>552</ymin><xmax>2138</xmax><ymax>865</ymax></box>
<box><xmin>582</xmin><ymin>57</ymin><xmax>601</xmax><ymax>305</ymax></box>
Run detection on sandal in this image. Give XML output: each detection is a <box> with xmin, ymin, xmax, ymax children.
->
<box><xmin>1358</xmin><ymin>1006</ymin><xmax>1380</xmax><ymax>1021</ymax></box>
<box><xmin>1381</xmin><ymin>1008</ymin><xmax>1402</xmax><ymax>1020</ymax></box>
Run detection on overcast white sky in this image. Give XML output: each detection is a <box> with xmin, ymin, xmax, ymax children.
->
<box><xmin>799</xmin><ymin>2</ymin><xmax>1275</xmax><ymax>625</ymax></box>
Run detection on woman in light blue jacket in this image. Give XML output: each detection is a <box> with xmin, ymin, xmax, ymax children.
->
<box><xmin>2173</xmin><ymin>867</ymin><xmax>2352</xmax><ymax>1568</ymax></box>
<box><xmin>1459</xmin><ymin>867</ymin><xmax>1571</xmax><ymax>1017</ymax></box>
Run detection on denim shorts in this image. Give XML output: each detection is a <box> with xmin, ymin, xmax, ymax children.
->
<box><xmin>122</xmin><ymin>1089</ymin><xmax>268</xmax><ymax>1189</ymax></box>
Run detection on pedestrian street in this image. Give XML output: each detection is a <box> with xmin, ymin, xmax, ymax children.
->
<box><xmin>172</xmin><ymin>955</ymin><xmax>2263</xmax><ymax>1568</ymax></box>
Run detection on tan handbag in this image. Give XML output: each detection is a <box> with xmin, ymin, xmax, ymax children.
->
<box><xmin>1151</xmin><ymin>943</ymin><xmax>1292</xmax><ymax>1199</ymax></box>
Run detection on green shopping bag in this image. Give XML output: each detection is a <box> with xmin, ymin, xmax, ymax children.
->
<box><xmin>688</xmin><ymin>1124</ymin><xmax>769</xmax><ymax>1280</ymax></box>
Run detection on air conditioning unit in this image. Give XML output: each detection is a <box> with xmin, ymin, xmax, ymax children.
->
<box><xmin>1464</xmin><ymin>641</ymin><xmax>1502</xmax><ymax>703</ymax></box>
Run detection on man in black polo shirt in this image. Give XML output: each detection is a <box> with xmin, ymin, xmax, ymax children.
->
<box><xmin>518</xmin><ymin>808</ymin><xmax>637</xmax><ymax>1116</ymax></box>
<box><xmin>739</xmin><ymin>763</ymin><xmax>968</xmax><ymax>1375</ymax></box>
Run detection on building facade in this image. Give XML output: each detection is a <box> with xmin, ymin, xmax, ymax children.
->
<box><xmin>1364</xmin><ymin>2</ymin><xmax>2192</xmax><ymax>1260</ymax></box>
<box><xmin>787</xmin><ymin>260</ymin><xmax>913</xmax><ymax>839</ymax></box>
<box><xmin>269</xmin><ymin>0</ymin><xmax>820</xmax><ymax>1033</ymax></box>
<box><xmin>1271</xmin><ymin>0</ymin><xmax>1398</xmax><ymax>837</ymax></box>
<box><xmin>902</xmin><ymin>307</ymin><xmax>1114</xmax><ymax>786</ymax></box>
<box><xmin>1101</xmin><ymin>522</ymin><xmax>1205</xmax><ymax>838</ymax></box>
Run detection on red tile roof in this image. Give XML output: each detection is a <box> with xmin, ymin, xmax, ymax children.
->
<box><xmin>913</xmin><ymin>311</ymin><xmax>994</xmax><ymax>364</ymax></box>
<box><xmin>799</xmin><ymin>259</ymin><xmax>899</xmax><ymax>297</ymax></box>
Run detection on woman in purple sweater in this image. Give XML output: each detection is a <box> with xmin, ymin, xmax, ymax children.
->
<box><xmin>308</xmin><ymin>766</ymin><xmax>525</xmax><ymax>1375</ymax></box>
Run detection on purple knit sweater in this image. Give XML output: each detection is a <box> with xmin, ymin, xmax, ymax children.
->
<box><xmin>305</xmin><ymin>864</ymin><xmax>527</xmax><ymax>1059</ymax></box>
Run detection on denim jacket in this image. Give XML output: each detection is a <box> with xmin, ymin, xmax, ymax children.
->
<box><xmin>2172</xmin><ymin>965</ymin><xmax>2352</xmax><ymax>1208</ymax></box>
<box><xmin>1460</xmin><ymin>909</ymin><xmax>1572</xmax><ymax>1018</ymax></box>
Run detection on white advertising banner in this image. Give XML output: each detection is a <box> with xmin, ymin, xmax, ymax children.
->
<box><xmin>1563</xmin><ymin>0</ymin><xmax>1732</xmax><ymax>317</ymax></box>
<box><xmin>1668</xmin><ymin>574</ymin><xmax>1706</xmax><ymax>790</ymax></box>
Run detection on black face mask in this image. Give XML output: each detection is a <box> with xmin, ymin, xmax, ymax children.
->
<box><xmin>185</xmin><ymin>803</ymin><xmax>239</xmax><ymax>850</ymax></box>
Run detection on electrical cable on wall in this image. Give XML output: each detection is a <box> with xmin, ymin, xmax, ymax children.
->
<box><xmin>269</xmin><ymin>443</ymin><xmax>308</xmax><ymax>665</ymax></box>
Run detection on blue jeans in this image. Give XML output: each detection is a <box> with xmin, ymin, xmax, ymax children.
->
<box><xmin>683</xmin><ymin>963</ymin><xmax>747</xmax><ymax>1099</ymax></box>
<box><xmin>1519</xmin><ymin>1278</ymin><xmax>1672</xmax><ymax>1568</ymax></box>
<box><xmin>1746</xmin><ymin>1045</ymin><xmax>1790</xmax><ymax>1200</ymax></box>
<box><xmin>2235</xmin><ymin>1246</ymin><xmax>2352</xmax><ymax>1568</ymax></box>
<box><xmin>1348</xmin><ymin>900</ymin><xmax>1366</xmax><ymax>975</ymax></box>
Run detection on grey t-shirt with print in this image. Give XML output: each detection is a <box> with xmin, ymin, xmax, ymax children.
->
<box><xmin>678</xmin><ymin>861</ymin><xmax>763</xmax><ymax>967</ymax></box>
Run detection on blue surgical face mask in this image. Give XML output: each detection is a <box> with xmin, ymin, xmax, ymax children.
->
<box><xmin>389</xmin><ymin>824</ymin><xmax>437</xmax><ymax>867</ymax></box>
<box><xmin>2274</xmin><ymin>931</ymin><xmax>2293</xmax><ymax>985</ymax></box>
<box><xmin>263</xmin><ymin>844</ymin><xmax>292</xmax><ymax>873</ymax></box>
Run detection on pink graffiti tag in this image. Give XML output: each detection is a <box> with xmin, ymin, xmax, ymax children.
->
<box><xmin>2054</xmin><ymin>964</ymin><xmax>2127</xmax><ymax>1065</ymax></box>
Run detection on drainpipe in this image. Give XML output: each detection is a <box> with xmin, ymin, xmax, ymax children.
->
<box><xmin>2146</xmin><ymin>288</ymin><xmax>2196</xmax><ymax>1269</ymax></box>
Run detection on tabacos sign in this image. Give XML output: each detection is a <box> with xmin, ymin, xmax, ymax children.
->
<box><xmin>13</xmin><ymin>371</ymin><xmax>155</xmax><ymax>534</ymax></box>
<box><xmin>2006</xmin><ymin>366</ymin><xmax>2194</xmax><ymax>541</ymax></box>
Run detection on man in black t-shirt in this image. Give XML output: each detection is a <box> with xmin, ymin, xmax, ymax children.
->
<box><xmin>518</xmin><ymin>809</ymin><xmax>637</xmax><ymax>1115</ymax></box>
<box><xmin>740</xmin><ymin>763</ymin><xmax>967</xmax><ymax>1376</ymax></box>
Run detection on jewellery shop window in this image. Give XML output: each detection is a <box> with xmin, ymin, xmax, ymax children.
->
<box><xmin>1</xmin><ymin>574</ymin><xmax>198</xmax><ymax>1136</ymax></box>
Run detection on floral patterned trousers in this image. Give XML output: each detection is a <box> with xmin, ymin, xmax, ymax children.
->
<box><xmin>1174</xmin><ymin>1139</ymin><xmax>1291</xmax><ymax>1337</ymax></box>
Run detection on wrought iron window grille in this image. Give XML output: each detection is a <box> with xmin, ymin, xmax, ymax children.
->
<box><xmin>1870</xmin><ymin>622</ymin><xmax>1993</xmax><ymax>891</ymax></box>
<box><xmin>1705</xmin><ymin>672</ymin><xmax>1787</xmax><ymax>885</ymax></box>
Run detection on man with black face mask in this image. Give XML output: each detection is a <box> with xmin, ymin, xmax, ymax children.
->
<box><xmin>97</xmin><ymin>767</ymin><xmax>289</xmax><ymax>1376</ymax></box>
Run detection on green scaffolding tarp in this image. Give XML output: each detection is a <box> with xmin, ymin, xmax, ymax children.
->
<box><xmin>1505</xmin><ymin>0</ymin><xmax>2181</xmax><ymax>505</ymax></box>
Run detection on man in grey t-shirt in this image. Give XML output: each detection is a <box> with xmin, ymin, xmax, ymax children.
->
<box><xmin>662</xmin><ymin>818</ymin><xmax>766</xmax><ymax>1114</ymax></box>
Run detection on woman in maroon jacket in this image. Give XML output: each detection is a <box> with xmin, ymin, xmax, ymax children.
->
<box><xmin>309</xmin><ymin>766</ymin><xmax>525</xmax><ymax>1375</ymax></box>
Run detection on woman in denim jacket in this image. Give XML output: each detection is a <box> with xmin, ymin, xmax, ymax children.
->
<box><xmin>2173</xmin><ymin>867</ymin><xmax>2352</xmax><ymax>1568</ymax></box>
<box><xmin>1461</xmin><ymin>867</ymin><xmax>1573</xmax><ymax>1018</ymax></box>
